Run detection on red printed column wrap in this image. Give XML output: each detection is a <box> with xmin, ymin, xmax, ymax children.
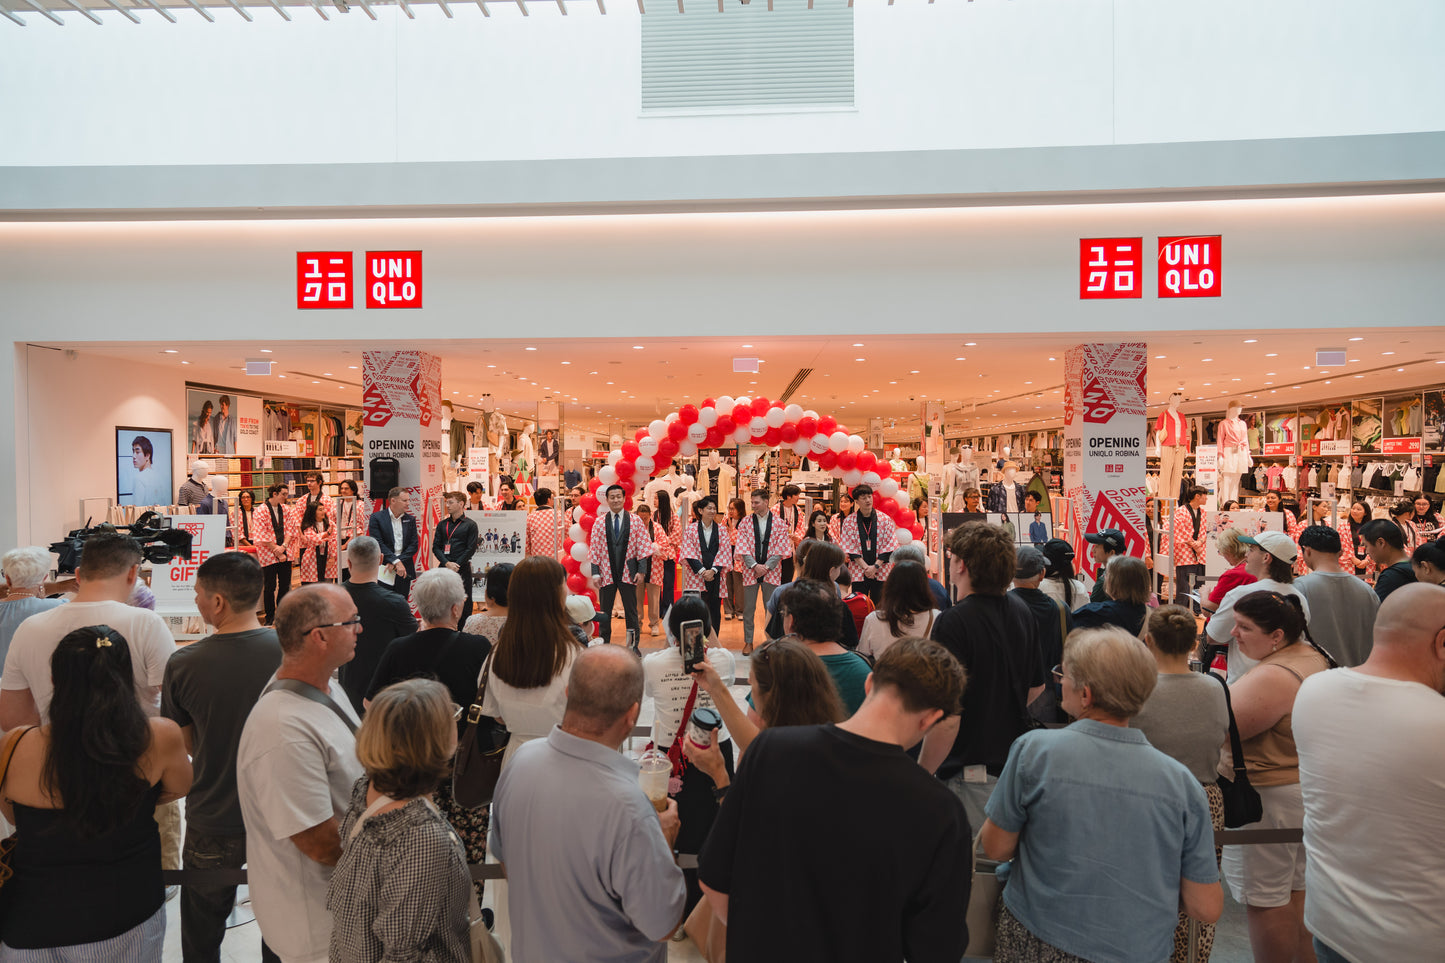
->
<box><xmin>363</xmin><ymin>351</ymin><xmax>444</xmax><ymax>576</ymax></box>
<box><xmin>1063</xmin><ymin>343</ymin><xmax>1150</xmax><ymax>583</ymax></box>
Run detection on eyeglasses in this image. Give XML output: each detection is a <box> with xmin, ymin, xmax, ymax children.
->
<box><xmin>307</xmin><ymin>616</ymin><xmax>363</xmax><ymax>634</ymax></box>
<box><xmin>451</xmin><ymin>702</ymin><xmax>465</xmax><ymax>721</ymax></box>
<box><xmin>1051</xmin><ymin>664</ymin><xmax>1066</xmax><ymax>683</ymax></box>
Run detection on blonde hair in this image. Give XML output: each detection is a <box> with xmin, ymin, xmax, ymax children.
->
<box><xmin>1104</xmin><ymin>555</ymin><xmax>1150</xmax><ymax>606</ymax></box>
<box><xmin>1215</xmin><ymin>527</ymin><xmax>1247</xmax><ymax>564</ymax></box>
<box><xmin>356</xmin><ymin>679</ymin><xmax>455</xmax><ymax>798</ymax></box>
<box><xmin>1064</xmin><ymin>627</ymin><xmax>1158</xmax><ymax>719</ymax></box>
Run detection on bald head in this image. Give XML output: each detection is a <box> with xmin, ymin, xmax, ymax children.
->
<box><xmin>1366</xmin><ymin>583</ymin><xmax>1445</xmax><ymax>692</ymax></box>
<box><xmin>563</xmin><ymin>646</ymin><xmax>644</xmax><ymax>739</ymax></box>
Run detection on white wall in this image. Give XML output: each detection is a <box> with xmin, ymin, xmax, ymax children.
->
<box><xmin>2</xmin><ymin>0</ymin><xmax>1442</xmax><ymax>167</ymax></box>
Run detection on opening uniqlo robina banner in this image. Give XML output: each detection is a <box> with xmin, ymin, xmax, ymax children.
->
<box><xmin>1062</xmin><ymin>343</ymin><xmax>1149</xmax><ymax>582</ymax></box>
<box><xmin>363</xmin><ymin>350</ymin><xmax>445</xmax><ymax>577</ymax></box>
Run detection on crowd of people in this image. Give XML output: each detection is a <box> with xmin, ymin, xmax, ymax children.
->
<box><xmin>0</xmin><ymin>481</ymin><xmax>1439</xmax><ymax>963</ymax></box>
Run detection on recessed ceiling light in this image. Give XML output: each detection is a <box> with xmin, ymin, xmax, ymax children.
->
<box><xmin>741</xmin><ymin>344</ymin><xmax>753</xmax><ymax>349</ymax></box>
<box><xmin>163</xmin><ymin>349</ymin><xmax>178</xmax><ymax>354</ymax></box>
<box><xmin>1047</xmin><ymin>357</ymin><xmax>1056</xmax><ymax>361</ymax></box>
<box><xmin>910</xmin><ymin>370</ymin><xmax>920</xmax><ymax>374</ymax></box>
<box><xmin>1201</xmin><ymin>358</ymin><xmax>1213</xmax><ymax>362</ymax></box>
<box><xmin>964</xmin><ymin>342</ymin><xmax>977</xmax><ymax>347</ymax></box>
<box><xmin>1266</xmin><ymin>353</ymin><xmax>1278</xmax><ymax>357</ymax></box>
<box><xmin>1383</xmin><ymin>351</ymin><xmax>1395</xmax><ymax>356</ymax></box>
<box><xmin>1243</xmin><ymin>339</ymin><xmax>1258</xmax><ymax>344</ymax></box>
<box><xmin>1397</xmin><ymin>367</ymin><xmax>1405</xmax><ymax>372</ymax></box>
<box><xmin>1155</xmin><ymin>355</ymin><xmax>1166</xmax><ymax>359</ymax></box>
<box><xmin>955</xmin><ymin>357</ymin><xmax>966</xmax><ymax>361</ymax></box>
<box><xmin>525</xmin><ymin>346</ymin><xmax>536</xmax><ymax>351</ymax></box>
<box><xmin>260</xmin><ymin>349</ymin><xmax>272</xmax><ymax>353</ymax></box>
<box><xmin>606</xmin><ymin>381</ymin><xmax>614</xmax><ymax>385</ymax></box>
<box><xmin>632</xmin><ymin>345</ymin><xmax>645</xmax><ymax>350</ymax></box>
<box><xmin>561</xmin><ymin>361</ymin><xmax>571</xmax><ymax>365</ymax></box>
<box><xmin>855</xmin><ymin>358</ymin><xmax>865</xmax><ymax>362</ymax></box>
<box><xmin>322</xmin><ymin>372</ymin><xmax>332</xmax><ymax>376</ymax></box>
<box><xmin>277</xmin><ymin>375</ymin><xmax>286</xmax><ymax>379</ymax></box>
<box><xmin>180</xmin><ymin>360</ymin><xmax>190</xmax><ymax>365</ymax></box>
<box><xmin>348</xmin><ymin>365</ymin><xmax>358</xmax><ymax>369</ymax></box>
<box><xmin>1348</xmin><ymin>337</ymin><xmax>1364</xmax><ymax>341</ymax></box>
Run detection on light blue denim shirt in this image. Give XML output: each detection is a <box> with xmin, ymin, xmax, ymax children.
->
<box><xmin>986</xmin><ymin>719</ymin><xmax>1217</xmax><ymax>963</ymax></box>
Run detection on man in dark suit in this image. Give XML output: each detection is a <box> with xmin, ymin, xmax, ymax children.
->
<box><xmin>339</xmin><ymin>536</ymin><xmax>418</xmax><ymax>713</ymax></box>
<box><xmin>538</xmin><ymin>429</ymin><xmax>559</xmax><ymax>470</ymax></box>
<box><xmin>367</xmin><ymin>486</ymin><xmax>420</xmax><ymax>598</ymax></box>
<box><xmin>433</xmin><ymin>491</ymin><xmax>480</xmax><ymax>627</ymax></box>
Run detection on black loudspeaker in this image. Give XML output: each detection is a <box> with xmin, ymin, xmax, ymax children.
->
<box><xmin>368</xmin><ymin>457</ymin><xmax>400</xmax><ymax>500</ymax></box>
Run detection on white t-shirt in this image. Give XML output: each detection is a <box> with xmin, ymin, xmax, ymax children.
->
<box><xmin>1203</xmin><ymin>578</ymin><xmax>1312</xmax><ymax>683</ymax></box>
<box><xmin>480</xmin><ymin>647</ymin><xmax>578</xmax><ymax>743</ymax></box>
<box><xmin>1295</xmin><ymin>668</ymin><xmax>1445</xmax><ymax>963</ymax></box>
<box><xmin>1</xmin><ymin>599</ymin><xmax>174</xmax><ymax>721</ymax></box>
<box><xmin>857</xmin><ymin>609</ymin><xmax>941</xmax><ymax>662</ymax></box>
<box><xmin>237</xmin><ymin>678</ymin><xmax>363</xmax><ymax>962</ymax></box>
<box><xmin>131</xmin><ymin>464</ymin><xmax>169</xmax><ymax>507</ymax></box>
<box><xmin>642</xmin><ymin>646</ymin><xmax>735</xmax><ymax>749</ymax></box>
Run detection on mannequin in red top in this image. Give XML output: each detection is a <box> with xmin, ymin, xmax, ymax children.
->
<box><xmin>1154</xmin><ymin>392</ymin><xmax>1190</xmax><ymax>504</ymax></box>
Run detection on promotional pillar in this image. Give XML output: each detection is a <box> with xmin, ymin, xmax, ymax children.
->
<box><xmin>1062</xmin><ymin>343</ymin><xmax>1149</xmax><ymax>583</ymax></box>
<box><xmin>363</xmin><ymin>350</ymin><xmax>444</xmax><ymax>575</ymax></box>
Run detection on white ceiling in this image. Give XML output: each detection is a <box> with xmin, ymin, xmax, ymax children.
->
<box><xmin>49</xmin><ymin>326</ymin><xmax>1445</xmax><ymax>436</ymax></box>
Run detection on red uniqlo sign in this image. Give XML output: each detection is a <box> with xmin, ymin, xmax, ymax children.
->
<box><xmin>1158</xmin><ymin>235</ymin><xmax>1222</xmax><ymax>298</ymax></box>
<box><xmin>296</xmin><ymin>252</ymin><xmax>353</xmax><ymax>309</ymax></box>
<box><xmin>1079</xmin><ymin>238</ymin><xmax>1143</xmax><ymax>299</ymax></box>
<box><xmin>365</xmin><ymin>251</ymin><xmax>424</xmax><ymax>309</ymax></box>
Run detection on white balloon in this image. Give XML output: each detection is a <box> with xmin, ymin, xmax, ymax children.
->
<box><xmin>895</xmin><ymin>529</ymin><xmax>914</xmax><ymax>546</ymax></box>
<box><xmin>765</xmin><ymin>407</ymin><xmax>786</xmax><ymax>428</ymax></box>
<box><xmin>734</xmin><ymin>396</ymin><xmax>751</xmax><ymax>410</ymax></box>
<box><xmin>733</xmin><ymin>426</ymin><xmax>753</xmax><ymax>445</ymax></box>
<box><xmin>803</xmin><ymin>409</ymin><xmax>819</xmax><ymax>420</ymax></box>
<box><xmin>783</xmin><ymin>403</ymin><xmax>804</xmax><ymax>423</ymax></box>
<box><xmin>809</xmin><ymin>434</ymin><xmax>830</xmax><ymax>454</ymax></box>
<box><xmin>830</xmin><ymin>466</ymin><xmax>845</xmax><ymax>479</ymax></box>
<box><xmin>895</xmin><ymin>491</ymin><xmax>910</xmax><ymax>510</ymax></box>
<box><xmin>634</xmin><ymin>455</ymin><xmax>655</xmax><ymax>475</ymax></box>
<box><xmin>679</xmin><ymin>440</ymin><xmax>698</xmax><ymax>457</ymax></box>
<box><xmin>608</xmin><ymin>449</ymin><xmax>623</xmax><ymax>466</ymax></box>
<box><xmin>598</xmin><ymin>465</ymin><xmax>618</xmax><ymax>486</ymax></box>
<box><xmin>649</xmin><ymin>419</ymin><xmax>667</xmax><ymax>438</ymax></box>
<box><xmin>749</xmin><ymin>419</ymin><xmax>769</xmax><ymax>438</ymax></box>
<box><xmin>842</xmin><ymin>468</ymin><xmax>863</xmax><ymax>487</ymax></box>
<box><xmin>677</xmin><ymin>474</ymin><xmax>695</xmax><ymax>490</ymax></box>
<box><xmin>715</xmin><ymin>395</ymin><xmax>735</xmax><ymax>414</ymax></box>
<box><xmin>790</xmin><ymin>439</ymin><xmax>811</xmax><ymax>456</ymax></box>
<box><xmin>570</xmin><ymin>542</ymin><xmax>588</xmax><ymax>562</ymax></box>
<box><xmin>665</xmin><ymin>411</ymin><xmax>680</xmax><ymax>424</ymax></box>
<box><xmin>879</xmin><ymin>478</ymin><xmax>900</xmax><ymax>498</ymax></box>
<box><xmin>573</xmin><ymin>506</ymin><xmax>585</xmax><ymax>522</ymax></box>
<box><xmin>828</xmin><ymin>431</ymin><xmax>849</xmax><ymax>454</ymax></box>
<box><xmin>697</xmin><ymin>406</ymin><xmax>718</xmax><ymax>428</ymax></box>
<box><xmin>637</xmin><ymin>436</ymin><xmax>659</xmax><ymax>458</ymax></box>
<box><xmin>847</xmin><ymin>434</ymin><xmax>865</xmax><ymax>453</ymax></box>
<box><xmin>862</xmin><ymin>471</ymin><xmax>881</xmax><ymax>486</ymax></box>
<box><xmin>687</xmin><ymin>423</ymin><xmax>708</xmax><ymax>443</ymax></box>
<box><xmin>580</xmin><ymin>561</ymin><xmax>592</xmax><ymax>576</ymax></box>
<box><xmin>569</xmin><ymin>523</ymin><xmax>585</xmax><ymax>543</ymax></box>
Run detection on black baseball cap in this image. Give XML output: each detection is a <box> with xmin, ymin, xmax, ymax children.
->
<box><xmin>1084</xmin><ymin>529</ymin><xmax>1127</xmax><ymax>554</ymax></box>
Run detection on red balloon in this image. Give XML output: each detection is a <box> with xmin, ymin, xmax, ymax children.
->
<box><xmin>779</xmin><ymin>423</ymin><xmax>799</xmax><ymax>443</ymax></box>
<box><xmin>619</xmin><ymin>478</ymin><xmax>636</xmax><ymax>496</ymax></box>
<box><xmin>588</xmin><ymin>477</ymin><xmax>602</xmax><ymax>491</ymax></box>
<box><xmin>911</xmin><ymin>523</ymin><xmax>925</xmax><ymax>540</ymax></box>
<box><xmin>837</xmin><ymin>450</ymin><xmax>858</xmax><ymax>471</ymax></box>
<box><xmin>817</xmin><ymin>415</ymin><xmax>837</xmax><ymax>436</ymax></box>
<box><xmin>567</xmin><ymin>573</ymin><xmax>587</xmax><ymax>593</ymax></box>
<box><xmin>621</xmin><ymin>441</ymin><xmax>641</xmax><ymax>461</ymax></box>
<box><xmin>634</xmin><ymin>428</ymin><xmax>649</xmax><ymax>443</ymax></box>
<box><xmin>657</xmin><ymin>438</ymin><xmax>679</xmax><ymax>460</ymax></box>
<box><xmin>876</xmin><ymin>462</ymin><xmax>893</xmax><ymax>481</ymax></box>
<box><xmin>563</xmin><ymin>555</ymin><xmax>581</xmax><ymax>574</ymax></box>
<box><xmin>580</xmin><ymin>493</ymin><xmax>599</xmax><ymax>513</ymax></box>
<box><xmin>763</xmin><ymin>427</ymin><xmax>782</xmax><ymax>447</ymax></box>
<box><xmin>615</xmin><ymin>459</ymin><xmax>635</xmax><ymax>479</ymax></box>
<box><xmin>817</xmin><ymin>450</ymin><xmax>839</xmax><ymax>470</ymax></box>
<box><xmin>667</xmin><ymin>420</ymin><xmax>688</xmax><ymax>442</ymax></box>
<box><xmin>750</xmin><ymin>397</ymin><xmax>770</xmax><ymax>417</ymax></box>
<box><xmin>834</xmin><ymin>423</ymin><xmax>848</xmax><ymax>438</ymax></box>
<box><xmin>580</xmin><ymin>513</ymin><xmax>597</xmax><ymax>535</ymax></box>
<box><xmin>716</xmin><ymin>415</ymin><xmax>736</xmax><ymax>435</ymax></box>
<box><xmin>704</xmin><ymin>428</ymin><xmax>725</xmax><ymax>449</ymax></box>
<box><xmin>701</xmin><ymin>397</ymin><xmax>716</xmax><ymax>408</ymax></box>
<box><xmin>857</xmin><ymin>451</ymin><xmax>877</xmax><ymax>473</ymax></box>
<box><xmin>679</xmin><ymin>404</ymin><xmax>699</xmax><ymax>425</ymax></box>
<box><xmin>796</xmin><ymin>416</ymin><xmax>817</xmax><ymax>437</ymax></box>
<box><xmin>731</xmin><ymin>403</ymin><xmax>752</xmax><ymax>425</ymax></box>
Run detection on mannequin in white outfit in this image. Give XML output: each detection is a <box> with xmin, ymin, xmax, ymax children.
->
<box><xmin>942</xmin><ymin>448</ymin><xmax>979</xmax><ymax>511</ymax></box>
<box><xmin>1216</xmin><ymin>401</ymin><xmax>1253</xmax><ymax>506</ymax></box>
<box><xmin>889</xmin><ymin>447</ymin><xmax>909</xmax><ymax>475</ymax></box>
<box><xmin>1155</xmin><ymin>392</ymin><xmax>1189</xmax><ymax>503</ymax></box>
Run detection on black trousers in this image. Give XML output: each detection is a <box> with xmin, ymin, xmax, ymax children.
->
<box><xmin>261</xmin><ymin>561</ymin><xmax>291</xmax><ymax>623</ymax></box>
<box><xmin>598</xmin><ymin>581</ymin><xmax>638</xmax><ymax>644</ymax></box>
<box><xmin>780</xmin><ymin>557</ymin><xmax>794</xmax><ymax>585</ymax></box>
<box><xmin>458</xmin><ymin>564</ymin><xmax>474</xmax><ymax>627</ymax></box>
<box><xmin>1175</xmin><ymin>564</ymin><xmax>1205</xmax><ymax>613</ymax></box>
<box><xmin>858</xmin><ymin>576</ymin><xmax>883</xmax><ymax>605</ymax></box>
<box><xmin>698</xmin><ymin>578</ymin><xmax>722</xmax><ymax>637</ymax></box>
<box><xmin>180</xmin><ymin>830</ymin><xmax>246</xmax><ymax>963</ymax></box>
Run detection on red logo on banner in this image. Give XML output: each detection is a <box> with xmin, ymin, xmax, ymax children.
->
<box><xmin>366</xmin><ymin>251</ymin><xmax>423</xmax><ymax>309</ymax></box>
<box><xmin>297</xmin><ymin>252</ymin><xmax>353</xmax><ymax>309</ymax></box>
<box><xmin>1081</xmin><ymin>377</ymin><xmax>1117</xmax><ymax>424</ymax></box>
<box><xmin>1082</xmin><ymin>490</ymin><xmax>1146</xmax><ymax>577</ymax></box>
<box><xmin>363</xmin><ymin>384</ymin><xmax>393</xmax><ymax>428</ymax></box>
<box><xmin>1158</xmin><ymin>236</ymin><xmax>1222</xmax><ymax>298</ymax></box>
<box><xmin>1382</xmin><ymin>438</ymin><xmax>1422</xmax><ymax>455</ymax></box>
<box><xmin>1079</xmin><ymin>238</ymin><xmax>1143</xmax><ymax>299</ymax></box>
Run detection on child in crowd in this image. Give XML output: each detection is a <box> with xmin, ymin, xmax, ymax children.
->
<box><xmin>836</xmin><ymin>569</ymin><xmax>875</xmax><ymax>638</ymax></box>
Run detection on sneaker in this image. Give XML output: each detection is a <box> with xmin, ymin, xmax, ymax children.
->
<box><xmin>649</xmin><ymin>625</ymin><xmax>660</xmax><ymax>638</ymax></box>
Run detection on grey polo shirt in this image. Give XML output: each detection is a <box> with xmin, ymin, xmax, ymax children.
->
<box><xmin>492</xmin><ymin>727</ymin><xmax>685</xmax><ymax>963</ymax></box>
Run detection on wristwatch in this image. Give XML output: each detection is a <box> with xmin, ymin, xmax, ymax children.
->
<box><xmin>712</xmin><ymin>785</ymin><xmax>729</xmax><ymax>803</ymax></box>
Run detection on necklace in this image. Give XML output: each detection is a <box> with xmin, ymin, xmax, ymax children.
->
<box><xmin>2</xmin><ymin>591</ymin><xmax>38</xmax><ymax>603</ymax></box>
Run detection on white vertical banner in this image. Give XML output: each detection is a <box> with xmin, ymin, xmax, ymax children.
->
<box><xmin>235</xmin><ymin>395</ymin><xmax>264</xmax><ymax>458</ymax></box>
<box><xmin>153</xmin><ymin>515</ymin><xmax>226</xmax><ymax>607</ymax></box>
<box><xmin>1195</xmin><ymin>445</ymin><xmax>1219</xmax><ymax>507</ymax></box>
<box><xmin>466</xmin><ymin>447</ymin><xmax>492</xmax><ymax>497</ymax></box>
<box><xmin>363</xmin><ymin>351</ymin><xmax>444</xmax><ymax>576</ymax></box>
<box><xmin>1063</xmin><ymin>343</ymin><xmax>1149</xmax><ymax>584</ymax></box>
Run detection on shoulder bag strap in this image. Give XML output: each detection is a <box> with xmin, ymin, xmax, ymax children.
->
<box><xmin>1055</xmin><ymin>597</ymin><xmax>1068</xmax><ymax>650</ymax></box>
<box><xmin>465</xmin><ymin>652</ymin><xmax>495</xmax><ymax>726</ymax></box>
<box><xmin>0</xmin><ymin>726</ymin><xmax>35</xmax><ymax>794</ymax></box>
<box><xmin>265</xmin><ymin>679</ymin><xmax>359</xmax><ymax>735</ymax></box>
<box><xmin>1208</xmin><ymin>672</ymin><xmax>1248</xmax><ymax>780</ymax></box>
<box><xmin>347</xmin><ymin>792</ymin><xmax>396</xmax><ymax>842</ymax></box>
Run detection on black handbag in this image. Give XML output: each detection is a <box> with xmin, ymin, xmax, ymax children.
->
<box><xmin>1210</xmin><ymin>672</ymin><xmax>1263</xmax><ymax>828</ymax></box>
<box><xmin>452</xmin><ymin>654</ymin><xmax>512</xmax><ymax>809</ymax></box>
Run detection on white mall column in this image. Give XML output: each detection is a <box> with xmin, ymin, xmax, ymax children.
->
<box><xmin>1062</xmin><ymin>343</ymin><xmax>1150</xmax><ymax>586</ymax></box>
<box><xmin>363</xmin><ymin>350</ymin><xmax>444</xmax><ymax>575</ymax></box>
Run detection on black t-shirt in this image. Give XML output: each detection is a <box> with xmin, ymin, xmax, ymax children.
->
<box><xmin>364</xmin><ymin>628</ymin><xmax>492</xmax><ymax>723</ymax></box>
<box><xmin>1011</xmin><ymin>586</ymin><xmax>1071</xmax><ymax>681</ymax></box>
<box><xmin>698</xmin><ymin>725</ymin><xmax>972</xmax><ymax>963</ymax></box>
<box><xmin>160</xmin><ymin>628</ymin><xmax>283</xmax><ymax>835</ymax></box>
<box><xmin>929</xmin><ymin>593</ymin><xmax>1046</xmax><ymax>778</ymax></box>
<box><xmin>1374</xmin><ymin>560</ymin><xmax>1418</xmax><ymax>602</ymax></box>
<box><xmin>1070</xmin><ymin>599</ymin><xmax>1147</xmax><ymax>637</ymax></box>
<box><xmin>342</xmin><ymin>581</ymin><xmax>419</xmax><ymax>714</ymax></box>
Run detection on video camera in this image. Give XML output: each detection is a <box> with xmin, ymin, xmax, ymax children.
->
<box><xmin>49</xmin><ymin>511</ymin><xmax>195</xmax><ymax>576</ymax></box>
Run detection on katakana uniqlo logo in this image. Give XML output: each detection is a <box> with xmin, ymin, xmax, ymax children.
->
<box><xmin>296</xmin><ymin>252</ymin><xmax>353</xmax><ymax>309</ymax></box>
<box><xmin>1079</xmin><ymin>238</ymin><xmax>1142</xmax><ymax>300</ymax></box>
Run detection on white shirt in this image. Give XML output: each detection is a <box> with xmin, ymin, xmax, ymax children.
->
<box><xmin>1</xmin><ymin>599</ymin><xmax>174</xmax><ymax>720</ymax></box>
<box><xmin>389</xmin><ymin>510</ymin><xmax>405</xmax><ymax>557</ymax></box>
<box><xmin>1204</xmin><ymin>578</ymin><xmax>1312</xmax><ymax>682</ymax></box>
<box><xmin>642</xmin><ymin>646</ymin><xmax>735</xmax><ymax>749</ymax></box>
<box><xmin>1295</xmin><ymin>669</ymin><xmax>1445</xmax><ymax>963</ymax></box>
<box><xmin>481</xmin><ymin>647</ymin><xmax>578</xmax><ymax>765</ymax></box>
<box><xmin>130</xmin><ymin>464</ymin><xmax>169</xmax><ymax>507</ymax></box>
<box><xmin>237</xmin><ymin>678</ymin><xmax>362</xmax><ymax>961</ymax></box>
<box><xmin>857</xmin><ymin>609</ymin><xmax>941</xmax><ymax>662</ymax></box>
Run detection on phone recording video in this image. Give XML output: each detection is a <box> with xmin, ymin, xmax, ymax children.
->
<box><xmin>681</xmin><ymin>619</ymin><xmax>706</xmax><ymax>673</ymax></box>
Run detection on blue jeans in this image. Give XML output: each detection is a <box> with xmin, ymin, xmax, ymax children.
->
<box><xmin>1313</xmin><ymin>938</ymin><xmax>1353</xmax><ymax>963</ymax></box>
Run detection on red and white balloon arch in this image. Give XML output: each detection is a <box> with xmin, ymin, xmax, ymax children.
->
<box><xmin>560</xmin><ymin>394</ymin><xmax>928</xmax><ymax>599</ymax></box>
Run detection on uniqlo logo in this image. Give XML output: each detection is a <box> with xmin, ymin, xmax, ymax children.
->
<box><xmin>365</xmin><ymin>251</ymin><xmax>423</xmax><ymax>309</ymax></box>
<box><xmin>297</xmin><ymin>252</ymin><xmax>353</xmax><ymax>309</ymax></box>
<box><xmin>1158</xmin><ymin>236</ymin><xmax>1222</xmax><ymax>298</ymax></box>
<box><xmin>1081</xmin><ymin>377</ymin><xmax>1116</xmax><ymax>424</ymax></box>
<box><xmin>1079</xmin><ymin>238</ymin><xmax>1142</xmax><ymax>299</ymax></box>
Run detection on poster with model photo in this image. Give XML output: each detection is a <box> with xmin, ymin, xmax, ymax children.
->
<box><xmin>185</xmin><ymin>389</ymin><xmax>263</xmax><ymax>457</ymax></box>
<box><xmin>1424</xmin><ymin>391</ymin><xmax>1445</xmax><ymax>452</ymax></box>
<box><xmin>464</xmin><ymin>510</ymin><xmax>527</xmax><ymax>573</ymax></box>
<box><xmin>117</xmin><ymin>428</ymin><xmax>172</xmax><ymax>507</ymax></box>
<box><xmin>984</xmin><ymin>512</ymin><xmax>1020</xmax><ymax>543</ymax></box>
<box><xmin>940</xmin><ymin>511</ymin><xmax>986</xmax><ymax>598</ymax></box>
<box><xmin>1352</xmin><ymin>398</ymin><xmax>1383</xmax><ymax>453</ymax></box>
<box><xmin>1019</xmin><ymin>512</ymin><xmax>1052</xmax><ymax>547</ymax></box>
<box><xmin>1380</xmin><ymin>393</ymin><xmax>1424</xmax><ymax>454</ymax></box>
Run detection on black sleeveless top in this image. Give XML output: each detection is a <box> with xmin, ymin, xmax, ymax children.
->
<box><xmin>2</xmin><ymin>780</ymin><xmax>164</xmax><ymax>948</ymax></box>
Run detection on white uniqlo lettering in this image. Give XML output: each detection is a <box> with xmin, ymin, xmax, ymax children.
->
<box><xmin>1114</xmin><ymin>271</ymin><xmax>1133</xmax><ymax>290</ymax></box>
<box><xmin>304</xmin><ymin>258</ymin><xmax>323</xmax><ymax>278</ymax></box>
<box><xmin>1089</xmin><ymin>246</ymin><xmax>1108</xmax><ymax>268</ymax></box>
<box><xmin>328</xmin><ymin>282</ymin><xmax>347</xmax><ymax>300</ymax></box>
<box><xmin>1183</xmin><ymin>244</ymin><xmax>1200</xmax><ymax>266</ymax></box>
<box><xmin>303</xmin><ymin>282</ymin><xmax>322</xmax><ymax>301</ymax></box>
<box><xmin>1088</xmin><ymin>271</ymin><xmax>1107</xmax><ymax>292</ymax></box>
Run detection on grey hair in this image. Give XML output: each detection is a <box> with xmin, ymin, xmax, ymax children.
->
<box><xmin>891</xmin><ymin>543</ymin><xmax>928</xmax><ymax>566</ymax></box>
<box><xmin>347</xmin><ymin>535</ymin><xmax>381</xmax><ymax>570</ymax></box>
<box><xmin>412</xmin><ymin>567</ymin><xmax>466</xmax><ymax>625</ymax></box>
<box><xmin>2</xmin><ymin>547</ymin><xmax>52</xmax><ymax>589</ymax></box>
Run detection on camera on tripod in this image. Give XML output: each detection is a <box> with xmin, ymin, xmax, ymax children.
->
<box><xmin>49</xmin><ymin>512</ymin><xmax>195</xmax><ymax>576</ymax></box>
